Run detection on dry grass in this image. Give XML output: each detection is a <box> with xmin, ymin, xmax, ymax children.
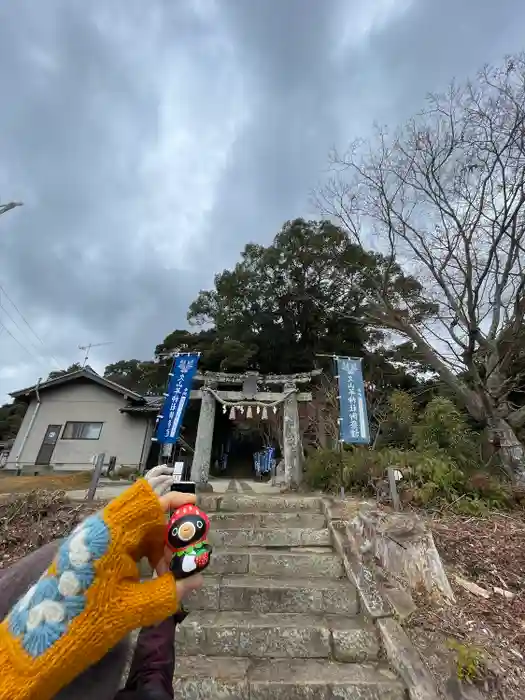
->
<box><xmin>0</xmin><ymin>471</ymin><xmax>92</xmax><ymax>494</ymax></box>
<box><xmin>0</xmin><ymin>490</ymin><xmax>105</xmax><ymax>569</ymax></box>
<box><xmin>405</xmin><ymin>511</ymin><xmax>525</xmax><ymax>699</ymax></box>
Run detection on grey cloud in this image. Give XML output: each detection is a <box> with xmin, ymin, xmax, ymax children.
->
<box><xmin>0</xmin><ymin>1</ymin><xmax>197</xmax><ymax>393</ymax></box>
<box><xmin>219</xmin><ymin>0</ymin><xmax>342</xmax><ymax>94</ymax></box>
<box><xmin>1</xmin><ymin>0</ymin><xmax>524</xmax><ymax>401</ymax></box>
<box><xmin>196</xmin><ymin>0</ymin><xmax>525</xmax><ymax>271</ymax></box>
<box><xmin>357</xmin><ymin>0</ymin><xmax>525</xmax><ymax>117</ymax></box>
<box><xmin>194</xmin><ymin>0</ymin><xmax>345</xmax><ymax>270</ymax></box>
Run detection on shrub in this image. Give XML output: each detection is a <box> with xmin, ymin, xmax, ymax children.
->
<box><xmin>341</xmin><ymin>448</ymin><xmax>384</xmax><ymax>492</ymax></box>
<box><xmin>305</xmin><ymin>445</ymin><xmax>465</xmax><ymax>500</ymax></box>
<box><xmin>305</xmin><ymin>447</ymin><xmax>387</xmax><ymax>493</ymax></box>
<box><xmin>305</xmin><ymin>407</ymin><xmax>517</xmax><ymax>511</ymax></box>
<box><xmin>447</xmin><ymin>639</ymin><xmax>486</xmax><ymax>682</ymax></box>
<box><xmin>304</xmin><ymin>449</ymin><xmax>344</xmax><ymax>491</ymax></box>
<box><xmin>388</xmin><ymin>390</ymin><xmax>415</xmax><ymax>426</ymax></box>
<box><xmin>377</xmin><ymin>391</ymin><xmax>416</xmax><ymax>449</ymax></box>
<box><xmin>467</xmin><ymin>472</ymin><xmax>513</xmax><ymax>509</ymax></box>
<box><xmin>411</xmin><ymin>396</ymin><xmax>480</xmax><ymax>471</ymax></box>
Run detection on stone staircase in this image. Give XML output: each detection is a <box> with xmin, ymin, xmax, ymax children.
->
<box><xmin>176</xmin><ymin>493</ymin><xmax>407</xmax><ymax>699</ymax></box>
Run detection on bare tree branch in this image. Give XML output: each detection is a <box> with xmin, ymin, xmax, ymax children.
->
<box><xmin>319</xmin><ymin>54</ymin><xmax>525</xmax><ymax>480</ymax></box>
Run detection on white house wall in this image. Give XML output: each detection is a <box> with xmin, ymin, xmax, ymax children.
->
<box><xmin>5</xmin><ymin>382</ymin><xmax>149</xmax><ymax>472</ymax></box>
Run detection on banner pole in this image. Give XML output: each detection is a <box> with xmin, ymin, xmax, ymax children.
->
<box><xmin>151</xmin><ymin>354</ymin><xmax>177</xmax><ymax>444</ymax></box>
<box><xmin>332</xmin><ymin>355</ymin><xmax>345</xmax><ymax>501</ymax></box>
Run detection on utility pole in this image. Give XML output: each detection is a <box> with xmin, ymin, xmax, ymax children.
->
<box><xmin>79</xmin><ymin>341</ymin><xmax>112</xmax><ymax>367</ymax></box>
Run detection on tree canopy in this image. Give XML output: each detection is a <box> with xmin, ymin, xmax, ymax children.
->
<box><xmin>0</xmin><ymin>401</ymin><xmax>26</xmax><ymax>443</ymax></box>
<box><xmin>47</xmin><ymin>363</ymin><xmax>84</xmax><ymax>379</ymax></box>
<box><xmin>188</xmin><ymin>218</ymin><xmax>433</xmax><ymax>375</ymax></box>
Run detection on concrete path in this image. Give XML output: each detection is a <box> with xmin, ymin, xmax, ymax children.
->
<box><xmin>67</xmin><ymin>480</ymin><xmax>133</xmax><ymax>501</ymax></box>
<box><xmin>208</xmin><ymin>478</ymin><xmax>279</xmax><ymax>495</ymax></box>
<box><xmin>67</xmin><ymin>478</ymin><xmax>277</xmax><ymax>500</ymax></box>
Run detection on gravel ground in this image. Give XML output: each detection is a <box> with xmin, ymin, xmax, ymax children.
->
<box><xmin>0</xmin><ymin>489</ymin><xmax>107</xmax><ymax>569</ymax></box>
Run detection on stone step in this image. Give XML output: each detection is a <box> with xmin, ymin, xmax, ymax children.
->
<box><xmin>210</xmin><ymin>546</ymin><xmax>344</xmax><ymax>578</ymax></box>
<box><xmin>174</xmin><ymin>657</ymin><xmax>405</xmax><ymax>700</ymax></box>
<box><xmin>209</xmin><ymin>510</ymin><xmax>327</xmax><ymax>529</ymax></box>
<box><xmin>189</xmin><ymin>574</ymin><xmax>359</xmax><ymax>615</ymax></box>
<box><xmin>210</xmin><ymin>527</ymin><xmax>331</xmax><ymax>548</ymax></box>
<box><xmin>199</xmin><ymin>493</ymin><xmax>323</xmax><ymax>513</ymax></box>
<box><xmin>176</xmin><ymin>611</ymin><xmax>379</xmax><ymax>661</ymax></box>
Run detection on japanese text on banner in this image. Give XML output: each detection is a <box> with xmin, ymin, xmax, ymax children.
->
<box><xmin>336</xmin><ymin>357</ymin><xmax>370</xmax><ymax>445</ymax></box>
<box><xmin>155</xmin><ymin>354</ymin><xmax>199</xmax><ymax>444</ymax></box>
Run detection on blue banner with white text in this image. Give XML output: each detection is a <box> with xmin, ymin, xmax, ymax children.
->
<box><xmin>155</xmin><ymin>353</ymin><xmax>200</xmax><ymax>444</ymax></box>
<box><xmin>336</xmin><ymin>357</ymin><xmax>370</xmax><ymax>445</ymax></box>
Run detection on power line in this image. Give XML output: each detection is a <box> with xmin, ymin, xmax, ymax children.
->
<box><xmin>0</xmin><ymin>299</ymin><xmax>50</xmax><ymax>364</ymax></box>
<box><xmin>0</xmin><ymin>202</ymin><xmax>52</xmax><ymax>371</ymax></box>
<box><xmin>0</xmin><ymin>282</ymin><xmax>59</xmax><ymax>354</ymax></box>
<box><xmin>0</xmin><ymin>318</ymin><xmax>48</xmax><ymax>367</ymax></box>
<box><xmin>0</xmin><ymin>282</ymin><xmax>62</xmax><ymax>369</ymax></box>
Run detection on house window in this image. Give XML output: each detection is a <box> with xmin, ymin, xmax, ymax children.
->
<box><xmin>62</xmin><ymin>422</ymin><xmax>103</xmax><ymax>440</ymax></box>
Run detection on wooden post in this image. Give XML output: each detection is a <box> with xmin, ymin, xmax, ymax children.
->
<box><xmin>387</xmin><ymin>467</ymin><xmax>401</xmax><ymax>512</ymax></box>
<box><xmin>87</xmin><ymin>453</ymin><xmax>105</xmax><ymax>501</ymax></box>
<box><xmin>139</xmin><ymin>419</ymin><xmax>155</xmax><ymax>475</ymax></box>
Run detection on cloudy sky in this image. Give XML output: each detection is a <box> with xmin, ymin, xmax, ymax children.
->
<box><xmin>0</xmin><ymin>0</ymin><xmax>523</xmax><ymax>402</ymax></box>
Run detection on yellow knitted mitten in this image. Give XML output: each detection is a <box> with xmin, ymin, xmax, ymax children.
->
<box><xmin>0</xmin><ymin>479</ymin><xmax>180</xmax><ymax>700</ymax></box>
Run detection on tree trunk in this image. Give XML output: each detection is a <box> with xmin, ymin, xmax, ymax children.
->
<box><xmin>396</xmin><ymin>325</ymin><xmax>525</xmax><ymax>482</ymax></box>
<box><xmin>487</xmin><ymin>417</ymin><xmax>525</xmax><ymax>484</ymax></box>
<box><xmin>317</xmin><ymin>402</ymin><xmax>327</xmax><ymax>448</ymax></box>
<box><xmin>372</xmin><ymin>423</ymin><xmax>382</xmax><ymax>450</ymax></box>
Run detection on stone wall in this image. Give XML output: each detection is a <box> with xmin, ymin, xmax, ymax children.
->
<box><xmin>348</xmin><ymin>504</ymin><xmax>454</xmax><ymax>601</ymax></box>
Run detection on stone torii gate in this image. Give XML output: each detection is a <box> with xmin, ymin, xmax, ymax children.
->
<box><xmin>189</xmin><ymin>370</ymin><xmax>319</xmax><ymax>488</ymax></box>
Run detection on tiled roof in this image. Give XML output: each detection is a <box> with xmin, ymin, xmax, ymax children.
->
<box><xmin>120</xmin><ymin>395</ymin><xmax>162</xmax><ymax>414</ymax></box>
<box><xmin>10</xmin><ymin>369</ymin><xmax>144</xmax><ymax>402</ymax></box>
